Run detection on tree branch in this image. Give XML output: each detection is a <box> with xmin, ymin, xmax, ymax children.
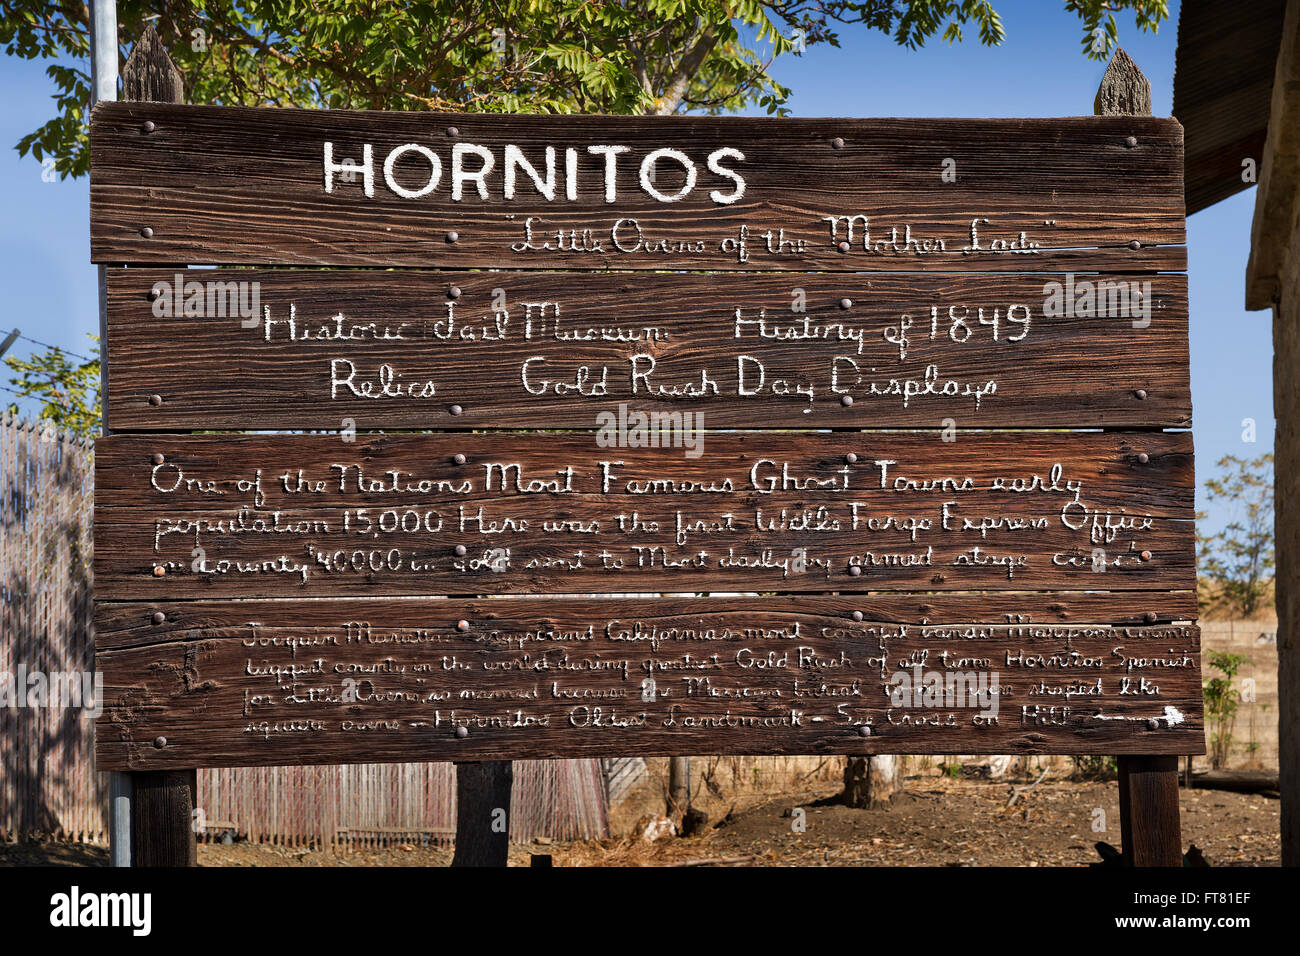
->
<box><xmin>652</xmin><ymin>22</ymin><xmax>719</xmax><ymax>115</ymax></box>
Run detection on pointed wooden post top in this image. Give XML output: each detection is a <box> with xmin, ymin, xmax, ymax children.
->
<box><xmin>1094</xmin><ymin>47</ymin><xmax>1152</xmax><ymax>117</ymax></box>
<box><xmin>122</xmin><ymin>23</ymin><xmax>184</xmax><ymax>104</ymax></box>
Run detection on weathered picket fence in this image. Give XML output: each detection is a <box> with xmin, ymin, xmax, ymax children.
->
<box><xmin>0</xmin><ymin>413</ymin><xmax>100</xmax><ymax>840</ymax></box>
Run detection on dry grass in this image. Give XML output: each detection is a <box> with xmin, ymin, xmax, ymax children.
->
<box><xmin>1196</xmin><ymin>578</ymin><xmax>1276</xmax><ymax>622</ymax></box>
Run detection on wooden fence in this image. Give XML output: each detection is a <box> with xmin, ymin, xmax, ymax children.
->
<box><xmin>197</xmin><ymin>758</ymin><xmax>608</xmax><ymax>847</ymax></box>
<box><xmin>0</xmin><ymin>413</ymin><xmax>607</xmax><ymax>845</ymax></box>
<box><xmin>0</xmin><ymin>413</ymin><xmax>99</xmax><ymax>840</ymax></box>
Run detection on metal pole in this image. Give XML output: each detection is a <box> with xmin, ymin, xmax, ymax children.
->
<box><xmin>89</xmin><ymin>0</ymin><xmax>117</xmax><ymax>418</ymax></box>
<box><xmin>89</xmin><ymin>0</ymin><xmax>129</xmax><ymax>868</ymax></box>
<box><xmin>90</xmin><ymin>2</ymin><xmax>118</xmax><ymax>106</ymax></box>
<box><xmin>108</xmin><ymin>771</ymin><xmax>132</xmax><ymax>866</ymax></box>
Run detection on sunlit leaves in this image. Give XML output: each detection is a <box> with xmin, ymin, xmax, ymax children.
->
<box><xmin>4</xmin><ymin>335</ymin><xmax>101</xmax><ymax>436</ymax></box>
<box><xmin>2</xmin><ymin>0</ymin><xmax>1170</xmax><ymax>176</ymax></box>
<box><xmin>1197</xmin><ymin>454</ymin><xmax>1275</xmax><ymax>617</ymax></box>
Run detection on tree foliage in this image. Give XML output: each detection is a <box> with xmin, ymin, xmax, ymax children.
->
<box><xmin>4</xmin><ymin>335</ymin><xmax>101</xmax><ymax>436</ymax></box>
<box><xmin>2</xmin><ymin>1</ymin><xmax>1170</xmax><ymax>178</ymax></box>
<box><xmin>1197</xmin><ymin>453</ymin><xmax>1275</xmax><ymax>618</ymax></box>
<box><xmin>1203</xmin><ymin>650</ymin><xmax>1249</xmax><ymax>770</ymax></box>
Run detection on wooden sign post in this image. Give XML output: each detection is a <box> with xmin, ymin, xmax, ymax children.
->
<box><xmin>90</xmin><ymin>31</ymin><xmax>1200</xmax><ymax>866</ymax></box>
<box><xmin>1096</xmin><ymin>47</ymin><xmax>1185</xmax><ymax>869</ymax></box>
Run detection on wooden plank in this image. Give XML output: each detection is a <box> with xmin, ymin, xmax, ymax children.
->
<box><xmin>94</xmin><ymin>593</ymin><xmax>1198</xmax><ymax>651</ymax></box>
<box><xmin>121</xmin><ymin>23</ymin><xmax>185</xmax><ymax>105</ymax></box>
<box><xmin>451</xmin><ymin>762</ymin><xmax>512</xmax><ymax>867</ymax></box>
<box><xmin>90</xmin><ymin>103</ymin><xmax>1185</xmax><ymax>272</ymax></box>
<box><xmin>93</xmin><ymin>431</ymin><xmax>1195</xmax><ymax>598</ymax></box>
<box><xmin>114</xmin><ymin>22</ymin><xmax>192</xmax><ymax>869</ymax></box>
<box><xmin>105</xmin><ymin>269</ymin><xmax>1191</xmax><ymax>430</ymax></box>
<box><xmin>129</xmin><ymin>770</ymin><xmax>197</xmax><ymax>866</ymax></box>
<box><xmin>1118</xmin><ymin>755</ymin><xmax>1184</xmax><ymax>866</ymax></box>
<box><xmin>1173</xmin><ymin>0</ymin><xmax>1285</xmax><ymax>214</ymax></box>
<box><xmin>93</xmin><ymin>595</ymin><xmax>1204</xmax><ymax>771</ymax></box>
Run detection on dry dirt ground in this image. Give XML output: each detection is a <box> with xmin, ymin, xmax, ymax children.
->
<box><xmin>0</xmin><ymin>778</ymin><xmax>1280</xmax><ymax>867</ymax></box>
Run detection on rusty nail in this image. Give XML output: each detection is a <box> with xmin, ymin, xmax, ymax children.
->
<box><xmin>449</xmin><ymin>404</ymin><xmax>463</xmax><ymax>416</ymax></box>
<box><xmin>1129</xmin><ymin>240</ymin><xmax>1142</xmax><ymax>250</ymax></box>
<box><xmin>838</xmin><ymin>241</ymin><xmax>851</xmax><ymax>253</ymax></box>
<box><xmin>148</xmin><ymin>394</ymin><xmax>163</xmax><ymax>406</ymax></box>
<box><xmin>449</xmin><ymin>286</ymin><xmax>462</xmax><ymax>298</ymax></box>
<box><xmin>1125</xmin><ymin>135</ymin><xmax>1138</xmax><ymax>148</ymax></box>
<box><xmin>147</xmin><ymin>287</ymin><xmax>162</xmax><ymax>300</ymax></box>
<box><xmin>1143</xmin><ymin>611</ymin><xmax>1158</xmax><ymax>623</ymax></box>
<box><xmin>446</xmin><ymin>231</ymin><xmax>459</xmax><ymax>243</ymax></box>
<box><xmin>851</xmin><ymin>610</ymin><xmax>864</xmax><ymax>622</ymax></box>
<box><xmin>452</xmin><ymin>453</ymin><xmax>467</xmax><ymax>465</ymax></box>
<box><xmin>141</xmin><ymin>121</ymin><xmax>156</xmax><ymax>134</ymax></box>
<box><xmin>1134</xmin><ymin>389</ymin><xmax>1148</xmax><ymax>400</ymax></box>
<box><xmin>840</xmin><ymin>395</ymin><xmax>854</xmax><ymax>407</ymax></box>
<box><xmin>1147</xmin><ymin>719</ymin><xmax>1160</xmax><ymax>730</ymax></box>
<box><xmin>446</xmin><ymin>126</ymin><xmax>460</xmax><ymax>138</ymax></box>
<box><xmin>858</xmin><ymin>726</ymin><xmax>871</xmax><ymax>737</ymax></box>
<box><xmin>454</xmin><ymin>545</ymin><xmax>467</xmax><ymax>557</ymax></box>
<box><xmin>151</xmin><ymin>611</ymin><xmax>165</xmax><ymax>625</ymax></box>
<box><xmin>153</xmin><ymin>736</ymin><xmax>167</xmax><ymax>749</ymax></box>
<box><xmin>839</xmin><ymin>298</ymin><xmax>853</xmax><ymax>310</ymax></box>
<box><xmin>139</xmin><ymin>226</ymin><xmax>153</xmax><ymax>239</ymax></box>
<box><xmin>152</xmin><ymin>566</ymin><xmax>166</xmax><ymax>577</ymax></box>
<box><xmin>455</xmin><ymin>726</ymin><xmax>469</xmax><ymax>738</ymax></box>
<box><xmin>1137</xmin><ymin>452</ymin><xmax>1150</xmax><ymax>464</ymax></box>
<box><xmin>1141</xmin><ymin>550</ymin><xmax>1153</xmax><ymax>562</ymax></box>
<box><xmin>456</xmin><ymin>619</ymin><xmax>470</xmax><ymax>631</ymax></box>
<box><xmin>845</xmin><ymin>452</ymin><xmax>858</xmax><ymax>464</ymax></box>
<box><xmin>847</xmin><ymin>565</ymin><xmax>862</xmax><ymax>577</ymax></box>
<box><xmin>152</xmin><ymin>453</ymin><xmax>164</xmax><ymax>464</ymax></box>
<box><xmin>831</xmin><ymin>137</ymin><xmax>845</xmax><ymax>149</ymax></box>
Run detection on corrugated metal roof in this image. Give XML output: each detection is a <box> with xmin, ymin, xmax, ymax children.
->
<box><xmin>1173</xmin><ymin>0</ymin><xmax>1286</xmax><ymax>214</ymax></box>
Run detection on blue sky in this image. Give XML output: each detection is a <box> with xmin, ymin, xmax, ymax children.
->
<box><xmin>0</xmin><ymin>0</ymin><xmax>1271</xmax><ymax>532</ymax></box>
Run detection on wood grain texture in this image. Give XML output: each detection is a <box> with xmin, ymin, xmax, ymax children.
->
<box><xmin>1118</xmin><ymin>755</ymin><xmax>1184</xmax><ymax>866</ymax></box>
<box><xmin>95</xmin><ymin>593</ymin><xmax>1199</xmax><ymax>650</ymax></box>
<box><xmin>452</xmin><ymin>762</ymin><xmax>512</xmax><ymax>867</ymax></box>
<box><xmin>121</xmin><ymin>24</ymin><xmax>184</xmax><ymax>105</ymax></box>
<box><xmin>1269</xmin><ymin>114</ymin><xmax>1300</xmax><ymax>865</ymax></box>
<box><xmin>93</xmin><ymin>431</ymin><xmax>1195</xmax><ymax>599</ymax></box>
<box><xmin>88</xmin><ymin>100</ymin><xmax>1199</xmax><ymax>771</ymax></box>
<box><xmin>90</xmin><ymin>103</ymin><xmax>1185</xmax><ymax>272</ymax></box>
<box><xmin>1173</xmin><ymin>0</ymin><xmax>1285</xmax><ymax>214</ymax></box>
<box><xmin>1095</xmin><ymin>47</ymin><xmax>1152</xmax><ymax>116</ymax></box>
<box><xmin>129</xmin><ymin>770</ymin><xmax>197</xmax><ymax>866</ymax></box>
<box><xmin>116</xmin><ymin>27</ymin><xmax>196</xmax><ymax>868</ymax></box>
<box><xmin>93</xmin><ymin>595</ymin><xmax>1203</xmax><ymax>771</ymax></box>
<box><xmin>105</xmin><ymin>268</ymin><xmax>1191</xmax><ymax>430</ymax></box>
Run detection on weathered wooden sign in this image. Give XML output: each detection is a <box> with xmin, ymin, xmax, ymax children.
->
<box><xmin>95</xmin><ymin>596</ymin><xmax>1201</xmax><ymax>771</ymax></box>
<box><xmin>95</xmin><ymin>432</ymin><xmax>1193</xmax><ymax>598</ymax></box>
<box><xmin>89</xmin><ymin>102</ymin><xmax>1201</xmax><ymax>775</ymax></box>
<box><xmin>105</xmin><ymin>269</ymin><xmax>1190</xmax><ymax>430</ymax></box>
<box><xmin>90</xmin><ymin>104</ymin><xmax>1185</xmax><ymax>272</ymax></box>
